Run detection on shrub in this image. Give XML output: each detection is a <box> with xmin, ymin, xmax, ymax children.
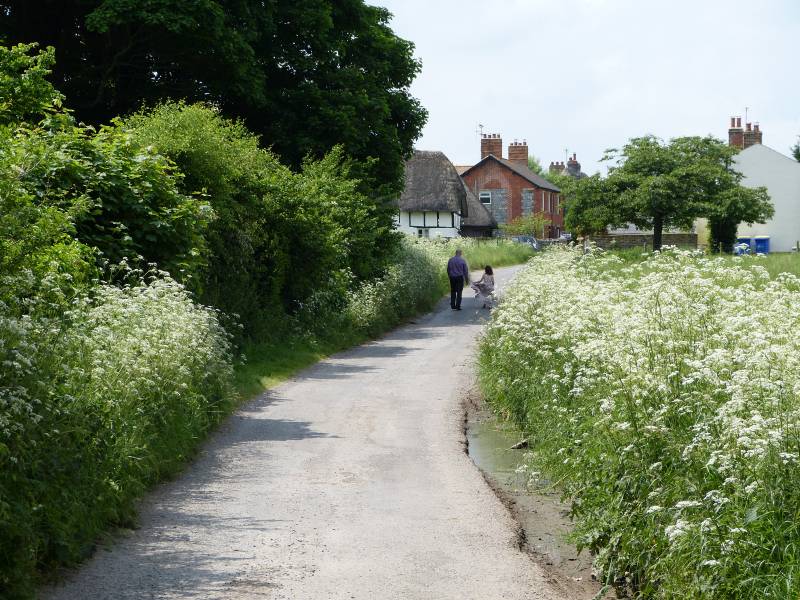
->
<box><xmin>479</xmin><ymin>246</ymin><xmax>800</xmax><ymax>598</ymax></box>
<box><xmin>0</xmin><ymin>43</ymin><xmax>63</xmax><ymax>126</ymax></box>
<box><xmin>5</xmin><ymin>119</ymin><xmax>210</xmax><ymax>284</ymax></box>
<box><xmin>0</xmin><ymin>275</ymin><xmax>235</xmax><ymax>597</ymax></box>
<box><xmin>121</xmin><ymin>103</ymin><xmax>397</xmax><ymax>335</ymax></box>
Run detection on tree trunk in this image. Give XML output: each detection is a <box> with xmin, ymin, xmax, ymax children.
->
<box><xmin>652</xmin><ymin>214</ymin><xmax>663</xmax><ymax>251</ymax></box>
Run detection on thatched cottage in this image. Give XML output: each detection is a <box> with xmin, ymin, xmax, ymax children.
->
<box><xmin>396</xmin><ymin>150</ymin><xmax>495</xmax><ymax>238</ymax></box>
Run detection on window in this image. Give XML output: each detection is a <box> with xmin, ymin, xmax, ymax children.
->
<box><xmin>479</xmin><ymin>191</ymin><xmax>491</xmax><ymax>205</ymax></box>
<box><xmin>417</xmin><ymin>228</ymin><xmax>429</xmax><ymax>238</ymax></box>
<box><xmin>544</xmin><ymin>192</ymin><xmax>550</xmax><ymax>213</ymax></box>
<box><xmin>554</xmin><ymin>195</ymin><xmax>559</xmax><ymax>214</ymax></box>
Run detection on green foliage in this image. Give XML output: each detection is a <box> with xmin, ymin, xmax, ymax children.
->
<box><xmin>6</xmin><ymin>119</ymin><xmax>210</xmax><ymax>282</ymax></box>
<box><xmin>0</xmin><ymin>42</ymin><xmax>63</xmax><ymax>127</ymax></box>
<box><xmin>0</xmin><ymin>134</ymin><xmax>97</xmax><ymax>309</ymax></box>
<box><xmin>792</xmin><ymin>138</ymin><xmax>800</xmax><ymax>162</ymax></box>
<box><xmin>603</xmin><ymin>136</ymin><xmax>717</xmax><ymax>249</ymax></box>
<box><xmin>564</xmin><ymin>174</ymin><xmax>628</xmax><ymax>236</ymax></box>
<box><xmin>0</xmin><ymin>276</ymin><xmax>235</xmax><ymax>597</ymax></box>
<box><xmin>527</xmin><ymin>154</ymin><xmax>545</xmax><ymax>176</ymax></box>
<box><xmin>121</xmin><ymin>102</ymin><xmax>397</xmax><ymax>334</ymax></box>
<box><xmin>0</xmin><ymin>0</ymin><xmax>427</xmax><ymax>194</ymax></box>
<box><xmin>500</xmin><ymin>214</ymin><xmax>550</xmax><ymax>238</ymax></box>
<box><xmin>544</xmin><ymin>169</ymin><xmax>577</xmax><ymax>193</ymax></box>
<box><xmin>707</xmin><ymin>186</ymin><xmax>773</xmax><ymax>252</ymax></box>
<box><xmin>568</xmin><ymin>136</ymin><xmax>774</xmax><ymax>250</ymax></box>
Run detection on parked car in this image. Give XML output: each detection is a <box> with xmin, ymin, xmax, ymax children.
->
<box><xmin>510</xmin><ymin>235</ymin><xmax>538</xmax><ymax>250</ymax></box>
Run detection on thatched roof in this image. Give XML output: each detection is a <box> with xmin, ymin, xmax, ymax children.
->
<box><xmin>399</xmin><ymin>151</ymin><xmax>468</xmax><ymax>215</ymax></box>
<box><xmin>460</xmin><ymin>181</ymin><xmax>496</xmax><ymax>229</ymax></box>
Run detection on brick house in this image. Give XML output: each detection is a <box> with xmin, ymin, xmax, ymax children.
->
<box><xmin>460</xmin><ymin>134</ymin><xmax>564</xmax><ymax>238</ymax></box>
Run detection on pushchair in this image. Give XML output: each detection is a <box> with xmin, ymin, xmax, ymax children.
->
<box><xmin>471</xmin><ymin>282</ymin><xmax>496</xmax><ymax>309</ymax></box>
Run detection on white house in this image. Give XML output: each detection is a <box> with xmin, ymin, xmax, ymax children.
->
<box><xmin>396</xmin><ymin>150</ymin><xmax>468</xmax><ymax>238</ymax></box>
<box><xmin>734</xmin><ymin>144</ymin><xmax>800</xmax><ymax>252</ymax></box>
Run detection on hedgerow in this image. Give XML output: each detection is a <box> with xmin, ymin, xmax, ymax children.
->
<box><xmin>479</xmin><ymin>246</ymin><xmax>800</xmax><ymax>598</ymax></box>
<box><xmin>121</xmin><ymin>102</ymin><xmax>397</xmax><ymax>337</ymax></box>
<box><xmin>0</xmin><ymin>274</ymin><xmax>235</xmax><ymax>597</ymax></box>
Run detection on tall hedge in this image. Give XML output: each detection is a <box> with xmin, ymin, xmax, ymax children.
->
<box><xmin>121</xmin><ymin>102</ymin><xmax>398</xmax><ymax>336</ymax></box>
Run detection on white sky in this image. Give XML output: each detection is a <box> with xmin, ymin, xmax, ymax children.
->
<box><xmin>370</xmin><ymin>0</ymin><xmax>800</xmax><ymax>175</ymax></box>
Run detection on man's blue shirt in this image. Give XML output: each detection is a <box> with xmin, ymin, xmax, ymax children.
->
<box><xmin>447</xmin><ymin>255</ymin><xmax>468</xmax><ymax>279</ymax></box>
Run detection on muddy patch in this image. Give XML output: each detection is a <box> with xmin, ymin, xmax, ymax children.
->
<box><xmin>465</xmin><ymin>392</ymin><xmax>612</xmax><ymax>599</ymax></box>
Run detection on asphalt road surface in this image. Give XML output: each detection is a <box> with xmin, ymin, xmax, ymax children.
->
<box><xmin>43</xmin><ymin>265</ymin><xmax>561</xmax><ymax>600</ymax></box>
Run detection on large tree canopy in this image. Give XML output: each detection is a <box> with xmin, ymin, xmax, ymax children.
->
<box><xmin>564</xmin><ymin>135</ymin><xmax>773</xmax><ymax>251</ymax></box>
<box><xmin>0</xmin><ymin>0</ymin><xmax>426</xmax><ymax>193</ymax></box>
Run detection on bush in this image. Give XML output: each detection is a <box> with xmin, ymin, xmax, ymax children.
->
<box><xmin>4</xmin><ymin>119</ymin><xmax>210</xmax><ymax>284</ymax></box>
<box><xmin>0</xmin><ymin>43</ymin><xmax>63</xmax><ymax>126</ymax></box>
<box><xmin>479</xmin><ymin>246</ymin><xmax>800</xmax><ymax>598</ymax></box>
<box><xmin>121</xmin><ymin>103</ymin><xmax>397</xmax><ymax>335</ymax></box>
<box><xmin>0</xmin><ymin>275</ymin><xmax>235</xmax><ymax>597</ymax></box>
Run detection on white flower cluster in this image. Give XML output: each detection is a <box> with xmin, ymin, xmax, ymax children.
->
<box><xmin>1</xmin><ymin>274</ymin><xmax>235</xmax><ymax>480</ymax></box>
<box><xmin>479</xmin><ymin>246</ymin><xmax>800</xmax><ymax>598</ymax></box>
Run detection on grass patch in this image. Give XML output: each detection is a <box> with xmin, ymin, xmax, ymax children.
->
<box><xmin>459</xmin><ymin>239</ymin><xmax>536</xmax><ymax>270</ymax></box>
<box><xmin>234</xmin><ymin>336</ymin><xmax>357</xmax><ymax>399</ymax></box>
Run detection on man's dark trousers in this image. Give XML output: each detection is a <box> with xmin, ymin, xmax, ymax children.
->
<box><xmin>449</xmin><ymin>276</ymin><xmax>464</xmax><ymax>309</ymax></box>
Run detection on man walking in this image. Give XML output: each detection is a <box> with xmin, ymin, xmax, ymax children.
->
<box><xmin>447</xmin><ymin>249</ymin><xmax>469</xmax><ymax>310</ymax></box>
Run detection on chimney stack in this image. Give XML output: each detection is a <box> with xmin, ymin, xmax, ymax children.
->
<box><xmin>507</xmin><ymin>139</ymin><xmax>528</xmax><ymax>165</ymax></box>
<box><xmin>566</xmin><ymin>153</ymin><xmax>582</xmax><ymax>177</ymax></box>
<box><xmin>743</xmin><ymin>120</ymin><xmax>763</xmax><ymax>149</ymax></box>
<box><xmin>728</xmin><ymin>115</ymin><xmax>744</xmax><ymax>149</ymax></box>
<box><xmin>481</xmin><ymin>133</ymin><xmax>503</xmax><ymax>160</ymax></box>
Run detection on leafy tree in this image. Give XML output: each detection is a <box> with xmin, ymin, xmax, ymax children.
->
<box><xmin>792</xmin><ymin>137</ymin><xmax>800</xmax><ymax>162</ymax></box>
<box><xmin>0</xmin><ymin>42</ymin><xmax>63</xmax><ymax>126</ymax></box>
<box><xmin>10</xmin><ymin>119</ymin><xmax>210</xmax><ymax>281</ymax></box>
<box><xmin>707</xmin><ymin>187</ymin><xmax>773</xmax><ymax>252</ymax></box>
<box><xmin>527</xmin><ymin>154</ymin><xmax>545</xmax><ymax>176</ymax></box>
<box><xmin>602</xmin><ymin>135</ymin><xmax>772</xmax><ymax>250</ymax></box>
<box><xmin>564</xmin><ymin>174</ymin><xmax>628</xmax><ymax>238</ymax></box>
<box><xmin>0</xmin><ymin>0</ymin><xmax>427</xmax><ymax>194</ymax></box>
<box><xmin>122</xmin><ymin>102</ymin><xmax>396</xmax><ymax>334</ymax></box>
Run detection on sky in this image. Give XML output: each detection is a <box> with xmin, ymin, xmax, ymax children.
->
<box><xmin>370</xmin><ymin>0</ymin><xmax>800</xmax><ymax>175</ymax></box>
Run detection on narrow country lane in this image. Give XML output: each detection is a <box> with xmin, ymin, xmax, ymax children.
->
<box><xmin>43</xmin><ymin>265</ymin><xmax>560</xmax><ymax>600</ymax></box>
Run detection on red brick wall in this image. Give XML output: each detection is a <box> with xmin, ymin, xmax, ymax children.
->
<box><xmin>462</xmin><ymin>159</ymin><xmax>563</xmax><ymax>237</ymax></box>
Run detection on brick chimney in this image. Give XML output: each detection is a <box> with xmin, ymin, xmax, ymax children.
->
<box><xmin>566</xmin><ymin>153</ymin><xmax>581</xmax><ymax>177</ymax></box>
<box><xmin>549</xmin><ymin>161</ymin><xmax>565</xmax><ymax>174</ymax></box>
<box><xmin>743</xmin><ymin>122</ymin><xmax>763</xmax><ymax>148</ymax></box>
<box><xmin>481</xmin><ymin>133</ymin><xmax>503</xmax><ymax>159</ymax></box>
<box><xmin>728</xmin><ymin>116</ymin><xmax>744</xmax><ymax>149</ymax></box>
<box><xmin>507</xmin><ymin>139</ymin><xmax>528</xmax><ymax>165</ymax></box>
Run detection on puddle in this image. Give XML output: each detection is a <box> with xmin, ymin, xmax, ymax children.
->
<box><xmin>467</xmin><ymin>403</ymin><xmax>608</xmax><ymax>599</ymax></box>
